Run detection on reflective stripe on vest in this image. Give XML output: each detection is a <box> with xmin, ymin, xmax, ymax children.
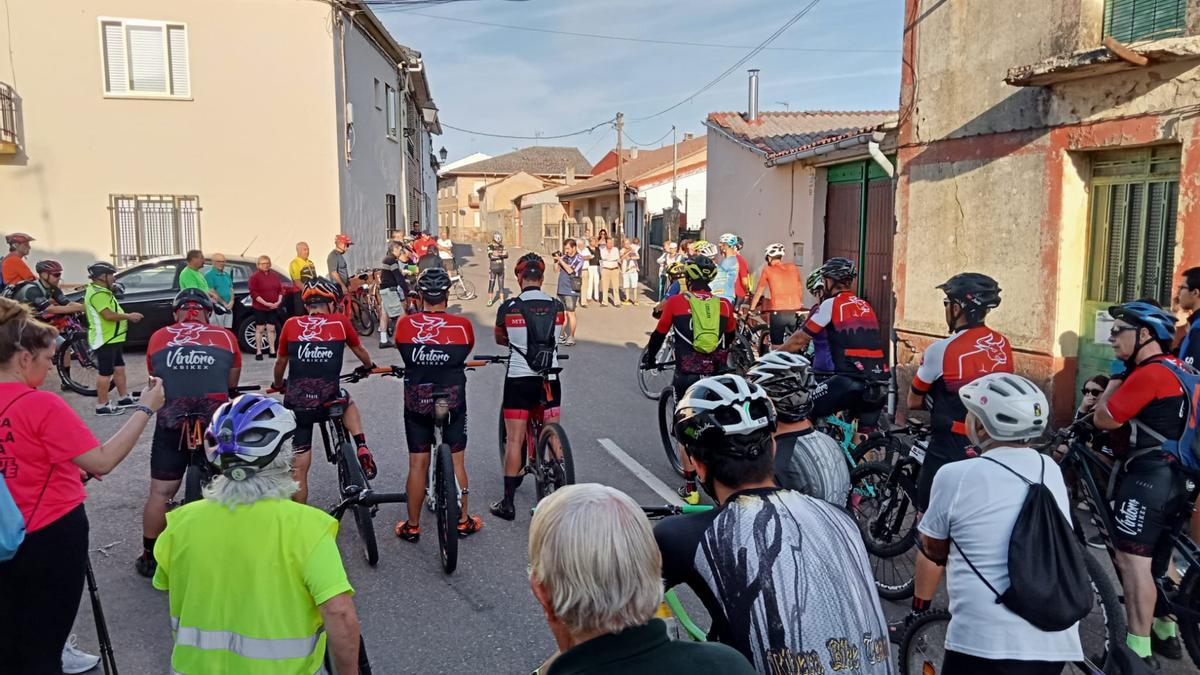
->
<box><xmin>171</xmin><ymin>616</ymin><xmax>324</xmax><ymax>662</ymax></box>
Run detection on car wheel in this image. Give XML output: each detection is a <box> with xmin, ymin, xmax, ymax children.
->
<box><xmin>237</xmin><ymin>314</ymin><xmax>265</xmax><ymax>353</ymax></box>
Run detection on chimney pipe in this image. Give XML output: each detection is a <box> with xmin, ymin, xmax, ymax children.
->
<box><xmin>747</xmin><ymin>69</ymin><xmax>760</xmax><ymax>123</ymax></box>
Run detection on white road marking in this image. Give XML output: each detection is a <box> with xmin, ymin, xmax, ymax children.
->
<box><xmin>597</xmin><ymin>438</ymin><xmax>685</xmax><ymax>506</ymax></box>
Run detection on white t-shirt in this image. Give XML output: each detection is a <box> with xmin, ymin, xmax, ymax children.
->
<box><xmin>437</xmin><ymin>238</ymin><xmax>454</xmax><ymax>260</ymax></box>
<box><xmin>918</xmin><ymin>447</ymin><xmax>1083</xmax><ymax>662</ymax></box>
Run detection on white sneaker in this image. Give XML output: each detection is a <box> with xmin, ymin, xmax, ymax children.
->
<box><xmin>62</xmin><ymin>634</ymin><xmax>100</xmax><ymax>674</ymax></box>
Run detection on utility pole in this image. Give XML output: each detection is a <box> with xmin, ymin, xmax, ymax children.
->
<box><xmin>615</xmin><ymin>112</ymin><xmax>624</xmax><ymax>246</ymax></box>
<box><xmin>670</xmin><ymin>125</ymin><xmax>679</xmax><ymax>245</ymax></box>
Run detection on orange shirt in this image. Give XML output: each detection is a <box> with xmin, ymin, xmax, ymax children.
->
<box><xmin>759</xmin><ymin>262</ymin><xmax>804</xmax><ymax>311</ymax></box>
<box><xmin>2</xmin><ymin>255</ymin><xmax>34</xmax><ymax>285</ymax></box>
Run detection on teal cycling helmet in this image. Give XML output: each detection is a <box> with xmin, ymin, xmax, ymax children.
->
<box><xmin>1109</xmin><ymin>301</ymin><xmax>1176</xmax><ymax>342</ymax></box>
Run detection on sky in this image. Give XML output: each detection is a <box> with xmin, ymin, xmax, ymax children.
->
<box><xmin>377</xmin><ymin>0</ymin><xmax>904</xmax><ymax>165</ymax></box>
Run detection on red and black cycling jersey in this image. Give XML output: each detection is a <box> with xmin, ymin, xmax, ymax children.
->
<box><xmin>653</xmin><ymin>291</ymin><xmax>736</xmax><ymax>375</ymax></box>
<box><xmin>1106</xmin><ymin>354</ymin><xmax>1187</xmax><ymax>455</ymax></box>
<box><xmin>912</xmin><ymin>326</ymin><xmax>1014</xmax><ymax>437</ymax></box>
<box><xmin>802</xmin><ymin>291</ymin><xmax>888</xmax><ymax>379</ymax></box>
<box><xmin>278</xmin><ymin>313</ymin><xmax>360</xmax><ymax>410</ymax></box>
<box><xmin>147</xmin><ymin>321</ymin><xmax>241</xmax><ymax>429</ymax></box>
<box><xmin>393</xmin><ymin>311</ymin><xmax>475</xmax><ymax>414</ymax></box>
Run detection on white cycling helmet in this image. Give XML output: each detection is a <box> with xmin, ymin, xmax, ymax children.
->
<box><xmin>674</xmin><ymin>375</ymin><xmax>777</xmax><ymax>459</ymax></box>
<box><xmin>205</xmin><ymin>394</ymin><xmax>297</xmax><ymax>480</ymax></box>
<box><xmin>764</xmin><ymin>243</ymin><xmax>787</xmax><ymax>259</ymax></box>
<box><xmin>718</xmin><ymin>233</ymin><xmax>739</xmax><ymax>248</ymax></box>
<box><xmin>748</xmin><ymin>351</ymin><xmax>811</xmax><ymax>378</ymax></box>
<box><xmin>747</xmin><ymin>353</ymin><xmax>815</xmax><ymax>423</ymax></box>
<box><xmin>958</xmin><ymin>373</ymin><xmax>1048</xmax><ymax>443</ymax></box>
<box><xmin>696</xmin><ymin>241</ymin><xmax>719</xmax><ymax>258</ymax></box>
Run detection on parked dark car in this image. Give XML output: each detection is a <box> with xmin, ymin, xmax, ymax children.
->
<box><xmin>65</xmin><ymin>256</ymin><xmax>300</xmax><ymax>353</ymax></box>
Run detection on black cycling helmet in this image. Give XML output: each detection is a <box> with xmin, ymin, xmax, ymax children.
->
<box><xmin>682</xmin><ymin>255</ymin><xmax>719</xmax><ymax>284</ymax></box>
<box><xmin>87</xmin><ymin>261</ymin><xmax>117</xmax><ymax>279</ymax></box>
<box><xmin>416</xmin><ymin>267</ymin><xmax>452</xmax><ymax>300</ymax></box>
<box><xmin>35</xmin><ymin>260</ymin><xmax>63</xmax><ymax>276</ymax></box>
<box><xmin>301</xmin><ymin>277</ymin><xmax>343</xmax><ymax>306</ymax></box>
<box><xmin>673</xmin><ymin>375</ymin><xmax>777</xmax><ymax>461</ymax></box>
<box><xmin>938</xmin><ymin>272</ymin><xmax>1001</xmax><ymax>315</ymax></box>
<box><xmin>515</xmin><ymin>252</ymin><xmax>545</xmax><ymax>279</ymax></box>
<box><xmin>817</xmin><ymin>257</ymin><xmax>857</xmax><ymax>283</ymax></box>
<box><xmin>1109</xmin><ymin>301</ymin><xmax>1176</xmax><ymax>343</ymax></box>
<box><xmin>173</xmin><ymin>287</ymin><xmax>214</xmax><ymax>314</ymax></box>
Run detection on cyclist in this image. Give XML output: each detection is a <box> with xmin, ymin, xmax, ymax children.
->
<box><xmin>491</xmin><ymin>253</ymin><xmax>566</xmax><ymax>520</ymax></box>
<box><xmin>153</xmin><ymin>395</ymin><xmax>361</xmax><ymax>674</ymax></box>
<box><xmin>780</xmin><ymin>257</ymin><xmax>888</xmax><ymax>432</ymax></box>
<box><xmin>749</xmin><ymin>243</ymin><xmax>804</xmax><ymax>349</ymax></box>
<box><xmin>640</xmin><ymin>255</ymin><xmax>736</xmax><ymax>504</ymax></box>
<box><xmin>711</xmin><ymin>233</ymin><xmax>741</xmax><ymax>302</ymax></box>
<box><xmin>654</xmin><ymin>375</ymin><xmax>892</xmax><ymax>674</ymax></box>
<box><xmin>1094</xmin><ymin>301</ymin><xmax>1190</xmax><ymax>667</ymax></box>
<box><xmin>893</xmin><ymin>272</ymin><xmax>1012</xmax><ymax>638</ymax></box>
<box><xmin>84</xmin><ymin>261</ymin><xmax>142</xmax><ymax>416</ymax></box>
<box><xmin>273</xmin><ymin>277</ymin><xmax>377</xmax><ymax>504</ymax></box>
<box><xmin>804</xmin><ymin>267</ymin><xmax>834</xmax><ymax>373</ymax></box>
<box><xmin>11</xmin><ymin>260</ymin><xmax>84</xmax><ymax>316</ymax></box>
<box><xmin>135</xmin><ymin>288</ymin><xmax>241</xmax><ymax>578</ymax></box>
<box><xmin>917</xmin><ymin>373</ymin><xmax>1082</xmax><ymax>673</ymax></box>
<box><xmin>747</xmin><ymin>351</ymin><xmax>850</xmax><ymax>506</ymax></box>
<box><xmin>392</xmin><ymin>268</ymin><xmax>483</xmax><ymax>541</ymax></box>
<box><xmin>2</xmin><ymin>232</ymin><xmax>36</xmax><ymax>285</ymax></box>
<box><xmin>651</xmin><ymin>260</ymin><xmax>688</xmax><ymax>319</ymax></box>
<box><xmin>486</xmin><ymin>232</ymin><xmax>509</xmax><ymax>307</ymax></box>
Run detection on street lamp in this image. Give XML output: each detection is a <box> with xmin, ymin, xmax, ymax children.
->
<box><xmin>421</xmin><ymin>103</ymin><xmax>439</xmax><ymax>127</ymax></box>
<box><xmin>438</xmin><ymin>146</ymin><xmax>448</xmax><ymax>163</ymax></box>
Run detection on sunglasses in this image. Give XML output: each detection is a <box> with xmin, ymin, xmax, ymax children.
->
<box><xmin>1081</xmin><ymin>387</ymin><xmax>1104</xmax><ymax>396</ymax></box>
<box><xmin>1109</xmin><ymin>325</ymin><xmax>1137</xmax><ymax>338</ymax></box>
<box><xmin>48</xmin><ymin>272</ymin><xmax>61</xmax><ymax>278</ymax></box>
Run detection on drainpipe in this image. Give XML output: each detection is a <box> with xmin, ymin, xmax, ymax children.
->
<box><xmin>868</xmin><ymin>139</ymin><xmax>894</xmax><ymax>177</ymax></box>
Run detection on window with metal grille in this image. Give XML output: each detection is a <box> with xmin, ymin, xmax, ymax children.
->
<box><xmin>1087</xmin><ymin>147</ymin><xmax>1180</xmax><ymax>306</ymax></box>
<box><xmin>386</xmin><ymin>194</ymin><xmax>397</xmax><ymax>236</ymax></box>
<box><xmin>385</xmin><ymin>85</ymin><xmax>398</xmax><ymax>138</ymax></box>
<box><xmin>1104</xmin><ymin>0</ymin><xmax>1188</xmax><ymax>42</ymax></box>
<box><xmin>408</xmin><ymin>189</ymin><xmax>421</xmax><ymax>231</ymax></box>
<box><xmin>109</xmin><ymin>195</ymin><xmax>201</xmax><ymax>266</ymax></box>
<box><xmin>100</xmin><ymin>18</ymin><xmax>190</xmax><ymax>97</ymax></box>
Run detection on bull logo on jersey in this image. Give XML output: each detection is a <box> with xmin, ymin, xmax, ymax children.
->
<box><xmin>973</xmin><ymin>333</ymin><xmax>1010</xmax><ymax>372</ymax></box>
<box><xmin>165</xmin><ymin>322</ymin><xmax>207</xmax><ymax>346</ymax></box>
<box><xmin>296</xmin><ymin>315</ymin><xmax>331</xmax><ymax>342</ymax></box>
<box><xmin>837</xmin><ymin>295</ymin><xmax>873</xmax><ymax>322</ymax></box>
<box><xmin>410</xmin><ymin>314</ymin><xmax>470</xmax><ymax>345</ymax></box>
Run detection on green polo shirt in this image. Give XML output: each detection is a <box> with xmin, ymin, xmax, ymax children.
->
<box><xmin>178</xmin><ymin>266</ymin><xmax>209</xmax><ymax>292</ymax></box>
<box><xmin>545</xmin><ymin>620</ymin><xmax>754</xmax><ymax>675</ymax></box>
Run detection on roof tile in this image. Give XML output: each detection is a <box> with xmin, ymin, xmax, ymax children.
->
<box><xmin>558</xmin><ymin>136</ymin><xmax>707</xmax><ymax>198</ymax></box>
<box><xmin>705</xmin><ymin>110</ymin><xmax>897</xmax><ymax>156</ymax></box>
<box><xmin>442</xmin><ymin>146</ymin><xmax>592</xmax><ymax>177</ymax></box>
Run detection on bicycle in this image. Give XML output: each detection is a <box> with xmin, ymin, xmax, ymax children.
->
<box><xmin>728</xmin><ymin>311</ymin><xmax>768</xmax><ymax>374</ymax></box>
<box><xmin>641</xmin><ymin>504</ymin><xmax>714</xmax><ymax>641</ymax></box>
<box><xmin>1047</xmin><ymin>423</ymin><xmax>1200</xmax><ymax>667</ymax></box>
<box><xmin>447</xmin><ymin>259</ymin><xmax>477</xmax><ymax>300</ymax></box>
<box><xmin>475</xmin><ymin>354</ymin><xmax>575</xmax><ymax>502</ymax></box>
<box><xmin>52</xmin><ymin>315</ymin><xmax>114</xmax><ymax>397</ymax></box>
<box><xmin>346</xmin><ymin>270</ymin><xmax>380</xmax><ymax>337</ymax></box>
<box><xmin>652</xmin><ymin>371</ymin><xmax>687</xmax><ymax>479</ymax></box>
<box><xmin>311</xmin><ymin>366</ymin><xmax>408</xmax><ymax>566</ymax></box>
<box><xmin>637</xmin><ymin>334</ymin><xmax>674</xmax><ymax>400</ymax></box>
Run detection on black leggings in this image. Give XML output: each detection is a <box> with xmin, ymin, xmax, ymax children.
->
<box><xmin>0</xmin><ymin>504</ymin><xmax>89</xmax><ymax>673</ymax></box>
<box><xmin>942</xmin><ymin>651</ymin><xmax>1063</xmax><ymax>675</ymax></box>
<box><xmin>488</xmin><ymin>269</ymin><xmax>506</xmax><ymax>300</ymax></box>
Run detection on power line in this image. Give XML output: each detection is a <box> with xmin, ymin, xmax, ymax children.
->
<box><xmin>441</xmin><ymin>118</ymin><xmax>614</xmax><ymax>140</ymax></box>
<box><xmin>383</xmin><ymin>8</ymin><xmax>898</xmax><ymax>54</ymax></box>
<box><xmin>631</xmin><ymin>0</ymin><xmax>822</xmax><ymax>122</ymax></box>
<box><xmin>623</xmin><ymin>128</ymin><xmax>674</xmax><ymax>148</ymax></box>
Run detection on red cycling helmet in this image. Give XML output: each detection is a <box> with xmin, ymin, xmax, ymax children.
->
<box><xmin>335</xmin><ymin>234</ymin><xmax>354</xmax><ymax>247</ymax></box>
<box><xmin>301</xmin><ymin>277</ymin><xmax>343</xmax><ymax>306</ymax></box>
<box><xmin>5</xmin><ymin>232</ymin><xmax>34</xmax><ymax>245</ymax></box>
<box><xmin>35</xmin><ymin>260</ymin><xmax>63</xmax><ymax>276</ymax></box>
<box><xmin>514</xmin><ymin>252</ymin><xmax>545</xmax><ymax>279</ymax></box>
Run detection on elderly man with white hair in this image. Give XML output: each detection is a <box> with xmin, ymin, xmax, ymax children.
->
<box><xmin>153</xmin><ymin>395</ymin><xmax>363</xmax><ymax>674</ymax></box>
<box><xmin>528</xmin><ymin>483</ymin><xmax>754</xmax><ymax>675</ymax></box>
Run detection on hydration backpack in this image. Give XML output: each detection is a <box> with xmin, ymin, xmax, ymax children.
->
<box><xmin>951</xmin><ymin>454</ymin><xmax>1092</xmax><ymax>632</ymax></box>
<box><xmin>0</xmin><ymin>472</ymin><xmax>23</xmax><ymax>562</ymax></box>
<box><xmin>511</xmin><ymin>299</ymin><xmax>559</xmax><ymax>375</ymax></box>
<box><xmin>1132</xmin><ymin>359</ymin><xmax>1200</xmax><ymax>471</ymax></box>
<box><xmin>683</xmin><ymin>293</ymin><xmax>722</xmax><ymax>354</ymax></box>
<box><xmin>0</xmin><ymin>279</ymin><xmax>34</xmax><ymax>301</ymax></box>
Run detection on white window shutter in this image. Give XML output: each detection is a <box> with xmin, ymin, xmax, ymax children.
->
<box><xmin>127</xmin><ymin>25</ymin><xmax>167</xmax><ymax>93</ymax></box>
<box><xmin>167</xmin><ymin>26</ymin><xmax>189</xmax><ymax>96</ymax></box>
<box><xmin>102</xmin><ymin>22</ymin><xmax>128</xmax><ymax>94</ymax></box>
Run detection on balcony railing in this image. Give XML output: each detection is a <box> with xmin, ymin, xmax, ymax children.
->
<box><xmin>0</xmin><ymin>83</ymin><xmax>17</xmax><ymax>154</ymax></box>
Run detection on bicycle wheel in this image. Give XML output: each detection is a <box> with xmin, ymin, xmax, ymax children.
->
<box><xmin>1078</xmin><ymin>551</ymin><xmax>1124</xmax><ymax>672</ymax></box>
<box><xmin>749</xmin><ymin>324</ymin><xmax>770</xmax><ymax>357</ymax></box>
<box><xmin>849</xmin><ymin>461</ymin><xmax>918</xmax><ymax>557</ymax></box>
<box><xmin>338</xmin><ymin>442</ymin><xmax>379</xmax><ymax>566</ymax></box>
<box><xmin>898</xmin><ymin>609</ymin><xmax>950</xmax><ymax>675</ymax></box>
<box><xmin>496</xmin><ymin>409</ymin><xmax>507</xmax><ymax>469</ymax></box>
<box><xmin>183</xmin><ymin>457</ymin><xmax>206</xmax><ymax>504</ymax></box>
<box><xmin>637</xmin><ymin>342</ymin><xmax>674</xmax><ymax>400</ymax></box>
<box><xmin>658</xmin><ymin>386</ymin><xmax>685</xmax><ymax>478</ymax></box>
<box><xmin>851</xmin><ymin>434</ymin><xmax>900</xmax><ymax>465</ymax></box>
<box><xmin>454</xmin><ymin>279</ymin><xmax>477</xmax><ymax>300</ymax></box>
<box><xmin>534</xmin><ymin>423</ymin><xmax>574</xmax><ymax>502</ymax></box>
<box><xmin>434</xmin><ymin>444</ymin><xmax>459</xmax><ymax>574</ymax></box>
<box><xmin>55</xmin><ymin>335</ymin><xmax>104</xmax><ymax>396</ymax></box>
<box><xmin>1177</xmin><ymin>562</ymin><xmax>1200</xmax><ymax>665</ymax></box>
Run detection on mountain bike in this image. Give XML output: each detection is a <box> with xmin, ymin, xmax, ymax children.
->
<box><xmin>642</xmin><ymin>504</ymin><xmax>713</xmax><ymax>641</ymax></box>
<box><xmin>53</xmin><ymin>315</ymin><xmax>113</xmax><ymax>396</ymax></box>
<box><xmin>637</xmin><ymin>335</ymin><xmax>674</xmax><ymax>400</ymax></box>
<box><xmin>847</xmin><ymin>420</ymin><xmax>929</xmax><ymax>600</ymax></box>
<box><xmin>172</xmin><ymin>385</ymin><xmax>262</xmax><ymax>507</ymax></box>
<box><xmin>1048</xmin><ymin>423</ymin><xmax>1200</xmax><ymax>667</ymax></box>
<box><xmin>728</xmin><ymin>311</ymin><xmax>768</xmax><ymax>374</ymax></box>
<box><xmin>477</xmin><ymin>354</ymin><xmax>575</xmax><ymax>502</ymax></box>
<box><xmin>654</xmin><ymin>377</ymin><xmax>685</xmax><ymax>478</ymax></box>
<box><xmin>316</xmin><ymin>366</ymin><xmax>407</xmax><ymax>566</ymax></box>
<box><xmin>347</xmin><ymin>270</ymin><xmax>379</xmax><ymax>337</ymax></box>
<box><xmin>448</xmin><ymin>260</ymin><xmax>476</xmax><ymax>300</ymax></box>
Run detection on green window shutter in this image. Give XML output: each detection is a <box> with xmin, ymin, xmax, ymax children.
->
<box><xmin>1104</xmin><ymin>0</ymin><xmax>1187</xmax><ymax>42</ymax></box>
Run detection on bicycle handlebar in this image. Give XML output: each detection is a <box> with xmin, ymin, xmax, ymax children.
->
<box><xmin>328</xmin><ymin>490</ymin><xmax>407</xmax><ymax>519</ymax></box>
<box><xmin>639</xmin><ymin>361</ymin><xmax>676</xmax><ymax>371</ymax></box>
<box><xmin>641</xmin><ymin>504</ymin><xmax>713</xmax><ymax>518</ymax></box>
<box><xmin>231</xmin><ymin>385</ymin><xmax>261</xmax><ymax>394</ymax></box>
<box><xmin>340</xmin><ymin>365</ymin><xmax>404</xmax><ymax>383</ymax></box>
<box><xmin>472</xmin><ymin>354</ymin><xmax>570</xmax><ymax>362</ymax></box>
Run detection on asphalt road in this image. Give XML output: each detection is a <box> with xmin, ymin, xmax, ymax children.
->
<box><xmin>54</xmin><ymin>253</ymin><xmax>1193</xmax><ymax>674</ymax></box>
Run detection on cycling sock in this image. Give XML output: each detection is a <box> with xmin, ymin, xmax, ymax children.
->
<box><xmin>683</xmin><ymin>470</ymin><xmax>696</xmax><ymax>485</ymax></box>
<box><xmin>503</xmin><ymin>475</ymin><xmax>520</xmax><ymax>504</ymax></box>
<box><xmin>1126</xmin><ymin>633</ymin><xmax>1151</xmax><ymax>658</ymax></box>
<box><xmin>143</xmin><ymin>537</ymin><xmax>156</xmax><ymax>555</ymax></box>
<box><xmin>1152</xmin><ymin>618</ymin><xmax>1178</xmax><ymax>640</ymax></box>
<box><xmin>911</xmin><ymin>596</ymin><xmax>931</xmax><ymax>613</ymax></box>
<box><xmin>354</xmin><ymin>433</ymin><xmax>367</xmax><ymax>448</ymax></box>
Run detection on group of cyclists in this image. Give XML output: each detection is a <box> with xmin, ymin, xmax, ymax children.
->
<box><xmin>5</xmin><ymin>221</ymin><xmax>1200</xmax><ymax>674</ymax></box>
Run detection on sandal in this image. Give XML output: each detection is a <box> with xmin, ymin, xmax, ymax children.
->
<box><xmin>457</xmin><ymin>514</ymin><xmax>484</xmax><ymax>537</ymax></box>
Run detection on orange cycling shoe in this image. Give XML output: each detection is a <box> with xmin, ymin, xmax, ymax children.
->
<box><xmin>395</xmin><ymin>521</ymin><xmax>420</xmax><ymax>542</ymax></box>
<box><xmin>457</xmin><ymin>514</ymin><xmax>483</xmax><ymax>538</ymax></box>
